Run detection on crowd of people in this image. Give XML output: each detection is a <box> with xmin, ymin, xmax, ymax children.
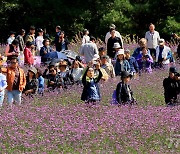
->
<box><xmin>0</xmin><ymin>23</ymin><xmax>179</xmax><ymax>107</ymax></box>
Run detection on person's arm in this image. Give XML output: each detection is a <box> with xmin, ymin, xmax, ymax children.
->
<box><xmin>82</xmin><ymin>67</ymin><xmax>89</xmax><ymax>85</ymax></box>
<box><xmin>133</xmin><ymin>59</ymin><xmax>139</xmax><ymax>73</ymax></box>
<box><xmin>0</xmin><ymin>76</ymin><xmax>7</xmax><ymax>92</ymax></box>
<box><xmin>5</xmin><ymin>45</ymin><xmax>13</xmax><ymax>56</ymax></box>
<box><xmin>95</xmin><ymin>68</ymin><xmax>103</xmax><ymax>83</ymax></box>
<box><xmin>116</xmin><ymin>83</ymin><xmax>122</xmax><ymax>104</ymax></box>
<box><xmin>22</xmin><ymin>71</ymin><xmax>26</xmax><ymax>89</ymax></box>
<box><xmin>111</xmin><ymin>65</ymin><xmax>115</xmax><ymax>78</ymax></box>
<box><xmin>36</xmin><ymin>38</ymin><xmax>41</xmax><ymax>51</ymax></box>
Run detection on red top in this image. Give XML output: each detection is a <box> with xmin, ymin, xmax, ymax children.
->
<box><xmin>24</xmin><ymin>47</ymin><xmax>34</xmax><ymax>65</ymax></box>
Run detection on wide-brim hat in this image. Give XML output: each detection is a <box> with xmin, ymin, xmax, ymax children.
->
<box><xmin>28</xmin><ymin>67</ymin><xmax>37</xmax><ymax>75</ymax></box>
<box><xmin>117</xmin><ymin>49</ymin><xmax>124</xmax><ymax>56</ymax></box>
<box><xmin>113</xmin><ymin>42</ymin><xmax>121</xmax><ymax>49</ymax></box>
<box><xmin>159</xmin><ymin>38</ymin><xmax>165</xmax><ymax>45</ymax></box>
<box><xmin>121</xmin><ymin>71</ymin><xmax>132</xmax><ymax>79</ymax></box>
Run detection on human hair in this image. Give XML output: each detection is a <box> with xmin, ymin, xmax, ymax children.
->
<box><xmin>30</xmin><ymin>26</ymin><xmax>35</xmax><ymax>30</ymax></box>
<box><xmin>26</xmin><ymin>41</ymin><xmax>32</xmax><ymax>47</ymax></box>
<box><xmin>20</xmin><ymin>29</ymin><xmax>25</xmax><ymax>35</ymax></box>
<box><xmin>149</xmin><ymin>23</ymin><xmax>155</xmax><ymax>28</ymax></box>
<box><xmin>109</xmin><ymin>28</ymin><xmax>115</xmax><ymax>33</ymax></box>
<box><xmin>90</xmin><ymin>36</ymin><xmax>96</xmax><ymax>41</ymax></box>
<box><xmin>11</xmin><ymin>39</ymin><xmax>19</xmax><ymax>46</ymax></box>
<box><xmin>11</xmin><ymin>56</ymin><xmax>18</xmax><ymax>62</ymax></box>
<box><xmin>43</xmin><ymin>39</ymin><xmax>50</xmax><ymax>45</ymax></box>
<box><xmin>56</xmin><ymin>25</ymin><xmax>61</xmax><ymax>30</ymax></box>
<box><xmin>83</xmin><ymin>29</ymin><xmax>88</xmax><ymax>35</ymax></box>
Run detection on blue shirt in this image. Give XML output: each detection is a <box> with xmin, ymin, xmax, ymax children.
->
<box><xmin>38</xmin><ymin>76</ymin><xmax>44</xmax><ymax>88</ymax></box>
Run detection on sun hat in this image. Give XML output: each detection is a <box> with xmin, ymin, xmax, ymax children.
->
<box><xmin>113</xmin><ymin>43</ymin><xmax>121</xmax><ymax>49</ymax></box>
<box><xmin>28</xmin><ymin>67</ymin><xmax>37</xmax><ymax>75</ymax></box>
<box><xmin>116</xmin><ymin>49</ymin><xmax>124</xmax><ymax>56</ymax></box>
<box><xmin>159</xmin><ymin>38</ymin><xmax>165</xmax><ymax>45</ymax></box>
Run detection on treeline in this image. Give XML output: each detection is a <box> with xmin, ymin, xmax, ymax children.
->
<box><xmin>0</xmin><ymin>0</ymin><xmax>179</xmax><ymax>43</ymax></box>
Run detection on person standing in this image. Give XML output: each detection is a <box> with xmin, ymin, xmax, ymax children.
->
<box><xmin>2</xmin><ymin>57</ymin><xmax>26</xmax><ymax>106</ymax></box>
<box><xmin>7</xmin><ymin>31</ymin><xmax>16</xmax><ymax>45</ymax></box>
<box><xmin>107</xmin><ymin>29</ymin><xmax>123</xmax><ymax>59</ymax></box>
<box><xmin>145</xmin><ymin>23</ymin><xmax>160</xmax><ymax>59</ymax></box>
<box><xmin>105</xmin><ymin>24</ymin><xmax>123</xmax><ymax>48</ymax></box>
<box><xmin>24</xmin><ymin>41</ymin><xmax>34</xmax><ymax>66</ymax></box>
<box><xmin>54</xmin><ymin>25</ymin><xmax>61</xmax><ymax>51</ymax></box>
<box><xmin>80</xmin><ymin>36</ymin><xmax>98</xmax><ymax>63</ymax></box>
<box><xmin>82</xmin><ymin>29</ymin><xmax>90</xmax><ymax>44</ymax></box>
<box><xmin>0</xmin><ymin>66</ymin><xmax>7</xmax><ymax>107</ymax></box>
<box><xmin>16</xmin><ymin>29</ymin><xmax>26</xmax><ymax>52</ymax></box>
<box><xmin>35</xmin><ymin>28</ymin><xmax>44</xmax><ymax>54</ymax></box>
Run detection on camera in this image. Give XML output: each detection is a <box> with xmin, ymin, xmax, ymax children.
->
<box><xmin>143</xmin><ymin>55</ymin><xmax>149</xmax><ymax>59</ymax></box>
<box><xmin>175</xmin><ymin>73</ymin><xmax>180</xmax><ymax>77</ymax></box>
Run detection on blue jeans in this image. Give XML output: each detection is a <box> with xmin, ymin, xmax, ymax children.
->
<box><xmin>0</xmin><ymin>95</ymin><xmax>5</xmax><ymax>107</ymax></box>
<box><xmin>7</xmin><ymin>90</ymin><xmax>22</xmax><ymax>105</ymax></box>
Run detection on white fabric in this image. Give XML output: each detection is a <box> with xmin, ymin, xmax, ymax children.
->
<box><xmin>145</xmin><ymin>31</ymin><xmax>160</xmax><ymax>49</ymax></box>
<box><xmin>7</xmin><ymin>37</ymin><xmax>15</xmax><ymax>45</ymax></box>
<box><xmin>35</xmin><ymin>36</ymin><xmax>44</xmax><ymax>51</ymax></box>
<box><xmin>156</xmin><ymin>45</ymin><xmax>170</xmax><ymax>64</ymax></box>
<box><xmin>82</xmin><ymin>35</ymin><xmax>90</xmax><ymax>44</ymax></box>
<box><xmin>71</xmin><ymin>68</ymin><xmax>83</xmax><ymax>81</ymax></box>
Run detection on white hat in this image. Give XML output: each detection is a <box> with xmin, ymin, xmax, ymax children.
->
<box><xmin>159</xmin><ymin>38</ymin><xmax>165</xmax><ymax>45</ymax></box>
<box><xmin>113</xmin><ymin>42</ymin><xmax>121</xmax><ymax>49</ymax></box>
<box><xmin>117</xmin><ymin>49</ymin><xmax>124</xmax><ymax>55</ymax></box>
<box><xmin>92</xmin><ymin>54</ymin><xmax>100</xmax><ymax>61</ymax></box>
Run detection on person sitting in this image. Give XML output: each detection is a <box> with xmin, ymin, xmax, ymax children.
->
<box><xmin>101</xmin><ymin>55</ymin><xmax>115</xmax><ymax>78</ymax></box>
<box><xmin>24</xmin><ymin>41</ymin><xmax>34</xmax><ymax>66</ymax></box>
<box><xmin>155</xmin><ymin>39</ymin><xmax>172</xmax><ymax>68</ymax></box>
<box><xmin>23</xmin><ymin>67</ymin><xmax>38</xmax><ymax>96</ymax></box>
<box><xmin>56</xmin><ymin>60</ymin><xmax>74</xmax><ymax>89</ymax></box>
<box><xmin>94</xmin><ymin>61</ymin><xmax>109</xmax><ymax>82</ymax></box>
<box><xmin>46</xmin><ymin>66</ymin><xmax>58</xmax><ymax>91</ymax></box>
<box><xmin>56</xmin><ymin>31</ymin><xmax>69</xmax><ymax>52</ymax></box>
<box><xmin>132</xmin><ymin>38</ymin><xmax>150</xmax><ymax>60</ymax></box>
<box><xmin>40</xmin><ymin>39</ymin><xmax>53</xmax><ymax>63</ymax></box>
<box><xmin>70</xmin><ymin>60</ymin><xmax>84</xmax><ymax>84</ymax></box>
<box><xmin>163</xmin><ymin>67</ymin><xmax>180</xmax><ymax>106</ymax></box>
<box><xmin>116</xmin><ymin>71</ymin><xmax>135</xmax><ymax>105</ymax></box>
<box><xmin>5</xmin><ymin>39</ymin><xmax>20</xmax><ymax>62</ymax></box>
<box><xmin>124</xmin><ymin>49</ymin><xmax>139</xmax><ymax>76</ymax></box>
<box><xmin>136</xmin><ymin>47</ymin><xmax>153</xmax><ymax>73</ymax></box>
<box><xmin>115</xmin><ymin>49</ymin><xmax>130</xmax><ymax>76</ymax></box>
<box><xmin>36</xmin><ymin>69</ymin><xmax>45</xmax><ymax>95</ymax></box>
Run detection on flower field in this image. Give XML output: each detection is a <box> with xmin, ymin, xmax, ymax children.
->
<box><xmin>0</xmin><ymin>64</ymin><xmax>180</xmax><ymax>153</ymax></box>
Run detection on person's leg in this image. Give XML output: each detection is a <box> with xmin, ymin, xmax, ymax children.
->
<box><xmin>7</xmin><ymin>91</ymin><xmax>14</xmax><ymax>106</ymax></box>
<box><xmin>0</xmin><ymin>95</ymin><xmax>4</xmax><ymax>107</ymax></box>
<box><xmin>13</xmin><ymin>90</ymin><xmax>22</xmax><ymax>105</ymax></box>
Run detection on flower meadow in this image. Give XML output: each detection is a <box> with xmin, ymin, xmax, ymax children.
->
<box><xmin>0</xmin><ymin>64</ymin><xmax>179</xmax><ymax>153</ymax></box>
<box><xmin>0</xmin><ymin>44</ymin><xmax>180</xmax><ymax>153</ymax></box>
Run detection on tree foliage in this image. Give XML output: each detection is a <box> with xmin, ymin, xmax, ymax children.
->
<box><xmin>0</xmin><ymin>0</ymin><xmax>179</xmax><ymax>43</ymax></box>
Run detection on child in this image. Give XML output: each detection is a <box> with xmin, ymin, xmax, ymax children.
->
<box><xmin>0</xmin><ymin>66</ymin><xmax>7</xmax><ymax>107</ymax></box>
<box><xmin>36</xmin><ymin>69</ymin><xmax>45</xmax><ymax>95</ymax></box>
<box><xmin>81</xmin><ymin>66</ymin><xmax>102</xmax><ymax>104</ymax></box>
<box><xmin>116</xmin><ymin>71</ymin><xmax>135</xmax><ymax>105</ymax></box>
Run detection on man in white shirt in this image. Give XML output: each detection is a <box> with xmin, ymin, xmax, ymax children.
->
<box><xmin>145</xmin><ymin>23</ymin><xmax>160</xmax><ymax>58</ymax></box>
<box><xmin>80</xmin><ymin>36</ymin><xmax>98</xmax><ymax>63</ymax></box>
<box><xmin>105</xmin><ymin>24</ymin><xmax>123</xmax><ymax>48</ymax></box>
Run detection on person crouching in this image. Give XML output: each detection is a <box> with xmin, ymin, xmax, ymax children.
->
<box><xmin>81</xmin><ymin>66</ymin><xmax>102</xmax><ymax>104</ymax></box>
<box><xmin>116</xmin><ymin>71</ymin><xmax>135</xmax><ymax>105</ymax></box>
